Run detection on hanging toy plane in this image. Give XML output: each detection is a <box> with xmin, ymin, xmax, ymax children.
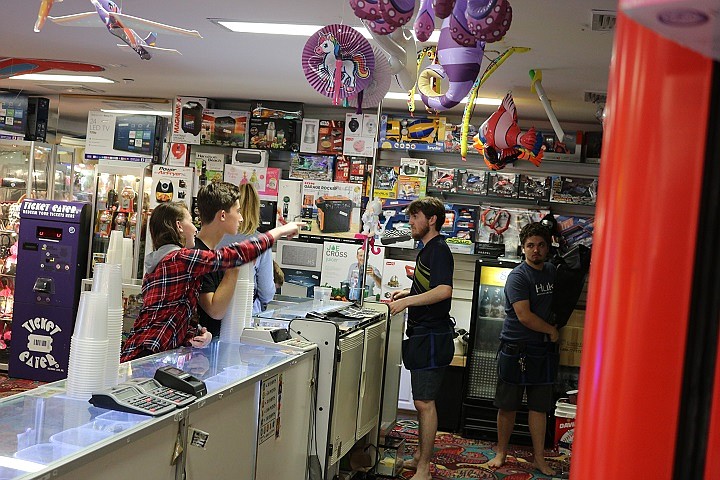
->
<box><xmin>40</xmin><ymin>0</ymin><xmax>202</xmax><ymax>60</ymax></box>
<box><xmin>34</xmin><ymin>0</ymin><xmax>61</xmax><ymax>32</ymax></box>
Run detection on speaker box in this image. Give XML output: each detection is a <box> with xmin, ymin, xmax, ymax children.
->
<box><xmin>25</xmin><ymin>97</ymin><xmax>49</xmax><ymax>142</ymax></box>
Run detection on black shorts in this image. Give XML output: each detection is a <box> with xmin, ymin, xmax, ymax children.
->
<box><xmin>410</xmin><ymin>367</ymin><xmax>446</xmax><ymax>401</ymax></box>
<box><xmin>494</xmin><ymin>378</ymin><xmax>554</xmax><ymax>412</ymax></box>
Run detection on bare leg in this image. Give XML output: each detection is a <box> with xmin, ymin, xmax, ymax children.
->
<box><xmin>408</xmin><ymin>399</ymin><xmax>437</xmax><ymax>480</ymax></box>
<box><xmin>488</xmin><ymin>409</ymin><xmax>516</xmax><ymax>468</ymax></box>
<box><xmin>528</xmin><ymin>410</ymin><xmax>556</xmax><ymax>476</ymax></box>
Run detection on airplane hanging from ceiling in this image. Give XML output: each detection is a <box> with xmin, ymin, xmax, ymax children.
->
<box><xmin>36</xmin><ymin>0</ymin><xmax>202</xmax><ymax>60</ymax></box>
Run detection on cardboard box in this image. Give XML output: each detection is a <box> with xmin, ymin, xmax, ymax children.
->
<box><xmin>317</xmin><ymin>120</ymin><xmax>345</xmax><ymax>155</ymax></box>
<box><xmin>289</xmin><ymin>153</ymin><xmax>334</xmax><ymax>181</ymax></box>
<box><xmin>456</xmin><ymin>168</ymin><xmax>487</xmax><ymax>195</ymax></box>
<box><xmin>373</xmin><ymin>166</ymin><xmax>400</xmax><ymax>199</ymax></box>
<box><xmin>518</xmin><ymin>174</ymin><xmax>551</xmax><ymax>201</ymax></box>
<box><xmin>488</xmin><ymin>173</ymin><xmax>519</xmax><ymax>198</ymax></box>
<box><xmin>200</xmin><ymin>110</ymin><xmax>250</xmax><ymax>147</ymax></box>
<box><xmin>299</xmin><ymin>118</ymin><xmax>320</xmax><ymax>153</ymax></box>
<box><xmin>559</xmin><ymin>326</ymin><xmax>583</xmax><ymax>367</ymax></box>
<box><xmin>550</xmin><ymin>176</ymin><xmax>598</xmax><ymax>205</ymax></box>
<box><xmin>427</xmin><ymin>166</ymin><xmax>455</xmax><ymax>192</ymax></box>
<box><xmin>378</xmin><ymin>114</ymin><xmax>446</xmax><ymax>152</ymax></box>
<box><xmin>249</xmin><ymin>100</ymin><xmax>303</xmax><ymax>150</ymax></box>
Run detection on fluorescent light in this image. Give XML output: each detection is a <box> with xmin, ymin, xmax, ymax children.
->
<box><xmin>384</xmin><ymin>92</ymin><xmax>502</xmax><ymax>105</ymax></box>
<box><xmin>0</xmin><ymin>456</ymin><xmax>44</xmax><ymax>473</ymax></box>
<box><xmin>9</xmin><ymin>74</ymin><xmax>114</xmax><ymax>83</ymax></box>
<box><xmin>101</xmin><ymin>109</ymin><xmax>172</xmax><ymax>116</ymax></box>
<box><xmin>213</xmin><ymin>20</ymin><xmax>440</xmax><ymax>42</ymax></box>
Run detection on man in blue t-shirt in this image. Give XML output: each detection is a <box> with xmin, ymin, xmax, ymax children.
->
<box><xmin>488</xmin><ymin>222</ymin><xmax>558</xmax><ymax>477</ymax></box>
<box><xmin>390</xmin><ymin>197</ymin><xmax>454</xmax><ymax>480</ymax></box>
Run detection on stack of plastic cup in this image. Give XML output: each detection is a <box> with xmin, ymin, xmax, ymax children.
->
<box><xmin>220</xmin><ymin>262</ymin><xmax>255</xmax><ymax>343</ymax></box>
<box><xmin>105</xmin><ymin>230</ymin><xmax>124</xmax><ymax>265</ymax></box>
<box><xmin>121</xmin><ymin>238</ymin><xmax>134</xmax><ymax>281</ymax></box>
<box><xmin>92</xmin><ymin>263</ymin><xmax>124</xmax><ymax>388</ymax></box>
<box><xmin>66</xmin><ymin>292</ymin><xmax>109</xmax><ymax>400</ymax></box>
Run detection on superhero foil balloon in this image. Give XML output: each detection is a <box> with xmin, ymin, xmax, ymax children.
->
<box><xmin>474</xmin><ymin>92</ymin><xmax>544</xmax><ymax>170</ymax></box>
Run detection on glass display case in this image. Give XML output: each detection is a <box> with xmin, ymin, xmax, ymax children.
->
<box><xmin>89</xmin><ymin>162</ymin><xmax>152</xmax><ymax>279</ymax></box>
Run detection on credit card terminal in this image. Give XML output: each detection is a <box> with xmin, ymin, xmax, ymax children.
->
<box><xmin>90</xmin><ymin>385</ymin><xmax>177</xmax><ymax>416</ymax></box>
<box><xmin>154</xmin><ymin>366</ymin><xmax>207</xmax><ymax>397</ymax></box>
<box><xmin>126</xmin><ymin>378</ymin><xmax>197</xmax><ymax>407</ymax></box>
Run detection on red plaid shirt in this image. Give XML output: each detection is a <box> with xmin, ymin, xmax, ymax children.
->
<box><xmin>120</xmin><ymin>233</ymin><xmax>274</xmax><ymax>362</ymax></box>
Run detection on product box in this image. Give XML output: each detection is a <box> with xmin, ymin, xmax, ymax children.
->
<box><xmin>299</xmin><ymin>118</ymin><xmax>320</xmax><ymax>153</ymax></box>
<box><xmin>378</xmin><ymin>114</ymin><xmax>446</xmax><ymax>151</ymax></box>
<box><xmin>171</xmin><ymin>96</ymin><xmax>207</xmax><ymax>145</ymax></box>
<box><xmin>477</xmin><ymin>205</ymin><xmax>549</xmax><ymax>259</ymax></box>
<box><xmin>427</xmin><ymin>166</ymin><xmax>456</xmax><ymax>192</ymax></box>
<box><xmin>278</xmin><ymin>179</ymin><xmax>303</xmax><ymax>224</ymax></box>
<box><xmin>583</xmin><ymin>131</ymin><xmax>603</xmax><ymax>163</ymax></box>
<box><xmin>200</xmin><ymin>110</ymin><xmax>250</xmax><ymax>147</ymax></box>
<box><xmin>442</xmin><ymin>204</ymin><xmax>478</xmax><ymax>254</ymax></box>
<box><xmin>555</xmin><ymin>215</ymin><xmax>594</xmax><ymax>249</ymax></box>
<box><xmin>373</xmin><ymin>166</ymin><xmax>400</xmax><ymax>199</ymax></box>
<box><xmin>343</xmin><ymin>113</ymin><xmax>377</xmax><ymax>157</ymax></box>
<box><xmin>300</xmin><ymin>180</ymin><xmax>363</xmax><ymax>239</ymax></box>
<box><xmin>397</xmin><ymin>175</ymin><xmax>427</xmax><ymax>200</ymax></box>
<box><xmin>280</xmin><ymin>268</ymin><xmax>321</xmax><ymax>298</ymax></box>
<box><xmin>538</xmin><ymin>130</ymin><xmax>583</xmax><ymax>162</ymax></box>
<box><xmin>455</xmin><ymin>168</ymin><xmax>487</xmax><ymax>195</ymax></box>
<box><xmin>487</xmin><ymin>172</ymin><xmax>519</xmax><ymax>198</ymax></box>
<box><xmin>289</xmin><ymin>153</ymin><xmax>334</xmax><ymax>181</ymax></box>
<box><xmin>334</xmin><ymin>156</ymin><xmax>368</xmax><ymax>183</ymax></box>
<box><xmin>224</xmin><ymin>165</ymin><xmax>280</xmax><ymax>200</ymax></box>
<box><xmin>399</xmin><ymin>157</ymin><xmax>428</xmax><ymax>177</ymax></box>
<box><xmin>442</xmin><ymin>122</ymin><xmax>480</xmax><ymax>154</ymax></box>
<box><xmin>150</xmin><ymin>165</ymin><xmax>194</xmax><ymax>209</ymax></box>
<box><xmin>550</xmin><ymin>176</ymin><xmax>598</xmax><ymax>205</ymax></box>
<box><xmin>320</xmin><ymin>241</ymin><xmax>385</xmax><ymax>301</ymax></box>
<box><xmin>192</xmin><ymin>152</ymin><xmax>225</xmax><ymax>195</ymax></box>
<box><xmin>559</xmin><ymin>325</ymin><xmax>584</xmax><ymax>367</ymax></box>
<box><xmin>518</xmin><ymin>174</ymin><xmax>551</xmax><ymax>201</ymax></box>
<box><xmin>379</xmin><ymin>199</ymin><xmax>416</xmax><ymax>249</ymax></box>
<box><xmin>380</xmin><ymin>259</ymin><xmax>416</xmax><ymax>303</ymax></box>
<box><xmin>249</xmin><ymin>100</ymin><xmax>303</xmax><ymax>151</ymax></box>
<box><xmin>317</xmin><ymin>120</ymin><xmax>345</xmax><ymax>155</ymax></box>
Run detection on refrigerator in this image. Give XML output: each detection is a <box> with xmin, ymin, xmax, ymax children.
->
<box><xmin>460</xmin><ymin>258</ymin><xmax>553</xmax><ymax>446</ymax></box>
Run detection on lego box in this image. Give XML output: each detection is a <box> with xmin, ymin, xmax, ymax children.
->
<box><xmin>200</xmin><ymin>110</ymin><xmax>250</xmax><ymax>147</ymax></box>
<box><xmin>378</xmin><ymin>114</ymin><xmax>446</xmax><ymax>152</ymax></box>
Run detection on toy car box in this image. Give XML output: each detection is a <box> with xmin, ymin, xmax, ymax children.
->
<box><xmin>488</xmin><ymin>173</ymin><xmax>518</xmax><ymax>198</ymax></box>
<box><xmin>378</xmin><ymin>114</ymin><xmax>446</xmax><ymax>152</ymax></box>
<box><xmin>518</xmin><ymin>174</ymin><xmax>551</xmax><ymax>201</ymax></box>
<box><xmin>550</xmin><ymin>176</ymin><xmax>598</xmax><ymax>205</ymax></box>
<box><xmin>538</xmin><ymin>130</ymin><xmax>583</xmax><ymax>162</ymax></box>
<box><xmin>428</xmin><ymin>166</ymin><xmax>456</xmax><ymax>192</ymax></box>
<box><xmin>456</xmin><ymin>168</ymin><xmax>487</xmax><ymax>195</ymax></box>
<box><xmin>200</xmin><ymin>110</ymin><xmax>250</xmax><ymax>147</ymax></box>
<box><xmin>379</xmin><ymin>199</ymin><xmax>415</xmax><ymax>249</ymax></box>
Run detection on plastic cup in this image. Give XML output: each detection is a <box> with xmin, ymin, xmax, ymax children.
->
<box><xmin>14</xmin><ymin>443</ymin><xmax>82</xmax><ymax>464</ymax></box>
<box><xmin>49</xmin><ymin>425</ymin><xmax>113</xmax><ymax>447</ymax></box>
<box><xmin>73</xmin><ymin>292</ymin><xmax>108</xmax><ymax>340</ymax></box>
<box><xmin>92</xmin><ymin>411</ymin><xmax>146</xmax><ymax>433</ymax></box>
<box><xmin>314</xmin><ymin>287</ymin><xmax>332</xmax><ymax>302</ymax></box>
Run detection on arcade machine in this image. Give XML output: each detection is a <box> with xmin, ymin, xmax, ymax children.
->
<box><xmin>9</xmin><ymin>200</ymin><xmax>91</xmax><ymax>381</ymax></box>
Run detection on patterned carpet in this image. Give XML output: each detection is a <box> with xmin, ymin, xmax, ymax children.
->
<box><xmin>0</xmin><ymin>373</ymin><xmax>44</xmax><ymax>398</ymax></box>
<box><xmin>391</xmin><ymin>419</ymin><xmax>570</xmax><ymax>480</ymax></box>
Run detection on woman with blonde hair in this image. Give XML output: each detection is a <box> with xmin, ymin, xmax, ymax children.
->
<box><xmin>218</xmin><ymin>183</ymin><xmax>276</xmax><ymax>314</ymax></box>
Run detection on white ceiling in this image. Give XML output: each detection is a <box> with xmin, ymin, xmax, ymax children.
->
<box><xmin>0</xmin><ymin>0</ymin><xmax>617</xmax><ymax>135</ymax></box>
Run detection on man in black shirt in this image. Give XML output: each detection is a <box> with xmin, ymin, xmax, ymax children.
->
<box><xmin>390</xmin><ymin>197</ymin><xmax>454</xmax><ymax>480</ymax></box>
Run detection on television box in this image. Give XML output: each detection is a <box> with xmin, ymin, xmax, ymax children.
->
<box><xmin>112</xmin><ymin>114</ymin><xmax>165</xmax><ymax>159</ymax></box>
<box><xmin>0</xmin><ymin>92</ymin><xmax>29</xmax><ymax>137</ymax></box>
<box><xmin>249</xmin><ymin>100</ymin><xmax>303</xmax><ymax>151</ymax></box>
<box><xmin>200</xmin><ymin>110</ymin><xmax>250</xmax><ymax>147</ymax></box>
<box><xmin>378</xmin><ymin>114</ymin><xmax>446</xmax><ymax>151</ymax></box>
<box><xmin>317</xmin><ymin>120</ymin><xmax>345</xmax><ymax>155</ymax></box>
<box><xmin>518</xmin><ymin>174</ymin><xmax>551</xmax><ymax>201</ymax></box>
<box><xmin>550</xmin><ymin>176</ymin><xmax>598</xmax><ymax>205</ymax></box>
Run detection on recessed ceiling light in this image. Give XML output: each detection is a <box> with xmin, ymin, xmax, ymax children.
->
<box><xmin>211</xmin><ymin>19</ymin><xmax>440</xmax><ymax>42</ymax></box>
<box><xmin>384</xmin><ymin>92</ymin><xmax>502</xmax><ymax>105</ymax></box>
<box><xmin>9</xmin><ymin>74</ymin><xmax>115</xmax><ymax>84</ymax></box>
<box><xmin>101</xmin><ymin>109</ymin><xmax>172</xmax><ymax>116</ymax></box>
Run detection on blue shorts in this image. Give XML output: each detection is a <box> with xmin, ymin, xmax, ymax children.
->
<box><xmin>410</xmin><ymin>367</ymin><xmax>446</xmax><ymax>401</ymax></box>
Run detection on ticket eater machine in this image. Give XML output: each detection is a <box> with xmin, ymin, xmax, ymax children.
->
<box><xmin>9</xmin><ymin>200</ymin><xmax>90</xmax><ymax>382</ymax></box>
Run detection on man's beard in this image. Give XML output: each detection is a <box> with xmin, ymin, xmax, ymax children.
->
<box><xmin>412</xmin><ymin>224</ymin><xmax>430</xmax><ymax>240</ymax></box>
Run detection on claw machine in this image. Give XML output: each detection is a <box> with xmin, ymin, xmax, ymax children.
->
<box><xmin>88</xmin><ymin>162</ymin><xmax>152</xmax><ymax>280</ymax></box>
<box><xmin>460</xmin><ymin>257</ymin><xmax>547</xmax><ymax>445</ymax></box>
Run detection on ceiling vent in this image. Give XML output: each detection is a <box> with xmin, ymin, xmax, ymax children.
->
<box><xmin>584</xmin><ymin>91</ymin><xmax>607</xmax><ymax>104</ymax></box>
<box><xmin>591</xmin><ymin>9</ymin><xmax>617</xmax><ymax>31</ymax></box>
<box><xmin>38</xmin><ymin>84</ymin><xmax>105</xmax><ymax>94</ymax></box>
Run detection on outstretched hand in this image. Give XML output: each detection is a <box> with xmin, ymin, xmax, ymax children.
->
<box><xmin>190</xmin><ymin>327</ymin><xmax>212</xmax><ymax>348</ymax></box>
<box><xmin>268</xmin><ymin>222</ymin><xmax>301</xmax><ymax>241</ymax></box>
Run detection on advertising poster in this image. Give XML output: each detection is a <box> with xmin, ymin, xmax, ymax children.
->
<box><xmin>171</xmin><ymin>96</ymin><xmax>207</xmax><ymax>145</ymax></box>
<box><xmin>300</xmin><ymin>180</ymin><xmax>363</xmax><ymax>239</ymax></box>
<box><xmin>150</xmin><ymin>165</ymin><xmax>194</xmax><ymax>209</ymax></box>
<box><xmin>84</xmin><ymin>111</ymin><xmax>153</xmax><ymax>163</ymax></box>
<box><xmin>224</xmin><ymin>165</ymin><xmax>280</xmax><ymax>200</ymax></box>
<box><xmin>320</xmin><ymin>241</ymin><xmax>385</xmax><ymax>301</ymax></box>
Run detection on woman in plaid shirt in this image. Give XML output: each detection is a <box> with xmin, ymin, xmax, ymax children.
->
<box><xmin>121</xmin><ymin>201</ymin><xmax>299</xmax><ymax>361</ymax></box>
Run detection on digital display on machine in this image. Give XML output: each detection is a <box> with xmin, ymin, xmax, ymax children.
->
<box><xmin>113</xmin><ymin>114</ymin><xmax>158</xmax><ymax>155</ymax></box>
<box><xmin>22</xmin><ymin>242</ymin><xmax>38</xmax><ymax>251</ymax></box>
<box><xmin>36</xmin><ymin>226</ymin><xmax>62</xmax><ymax>241</ymax></box>
<box><xmin>0</xmin><ymin>92</ymin><xmax>29</xmax><ymax>135</ymax></box>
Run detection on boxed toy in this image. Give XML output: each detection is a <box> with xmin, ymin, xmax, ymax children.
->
<box><xmin>317</xmin><ymin>119</ymin><xmax>345</xmax><ymax>155</ymax></box>
<box><xmin>477</xmin><ymin>205</ymin><xmax>549</xmax><ymax>258</ymax></box>
<box><xmin>550</xmin><ymin>176</ymin><xmax>598</xmax><ymax>205</ymax></box>
<box><xmin>555</xmin><ymin>215</ymin><xmax>594</xmax><ymax>249</ymax></box>
<box><xmin>249</xmin><ymin>100</ymin><xmax>303</xmax><ymax>150</ymax></box>
<box><xmin>289</xmin><ymin>153</ymin><xmax>334</xmax><ymax>181</ymax></box>
<box><xmin>378</xmin><ymin>114</ymin><xmax>446</xmax><ymax>151</ymax></box>
<box><xmin>399</xmin><ymin>157</ymin><xmax>428</xmax><ymax>177</ymax></box>
<box><xmin>379</xmin><ymin>199</ymin><xmax>415</xmax><ymax>249</ymax></box>
<box><xmin>539</xmin><ymin>130</ymin><xmax>583</xmax><ymax>162</ymax></box>
<box><xmin>335</xmin><ymin>155</ymin><xmax>368</xmax><ymax>183</ymax></box>
<box><xmin>427</xmin><ymin>166</ymin><xmax>456</xmax><ymax>192</ymax></box>
<box><xmin>442</xmin><ymin>122</ymin><xmax>480</xmax><ymax>154</ymax></box>
<box><xmin>380</xmin><ymin>259</ymin><xmax>416</xmax><ymax>303</ymax></box>
<box><xmin>456</xmin><ymin>168</ymin><xmax>487</xmax><ymax>195</ymax></box>
<box><xmin>373</xmin><ymin>166</ymin><xmax>400</xmax><ymax>199</ymax></box>
<box><xmin>397</xmin><ymin>175</ymin><xmax>427</xmax><ymax>200</ymax></box>
<box><xmin>442</xmin><ymin>204</ymin><xmax>478</xmax><ymax>254</ymax></box>
<box><xmin>518</xmin><ymin>174</ymin><xmax>551</xmax><ymax>201</ymax></box>
<box><xmin>487</xmin><ymin>172</ymin><xmax>518</xmax><ymax>198</ymax></box>
<box><xmin>200</xmin><ymin>110</ymin><xmax>250</xmax><ymax>147</ymax></box>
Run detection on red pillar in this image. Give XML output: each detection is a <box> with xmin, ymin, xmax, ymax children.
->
<box><xmin>571</xmin><ymin>12</ymin><xmax>712</xmax><ymax>479</ymax></box>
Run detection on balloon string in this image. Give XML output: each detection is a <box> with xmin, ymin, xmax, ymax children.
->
<box><xmin>333</xmin><ymin>59</ymin><xmax>342</xmax><ymax>105</ymax></box>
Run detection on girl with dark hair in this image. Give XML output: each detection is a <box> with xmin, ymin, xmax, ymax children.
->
<box><xmin>121</xmin><ymin>201</ymin><xmax>299</xmax><ymax>361</ymax></box>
